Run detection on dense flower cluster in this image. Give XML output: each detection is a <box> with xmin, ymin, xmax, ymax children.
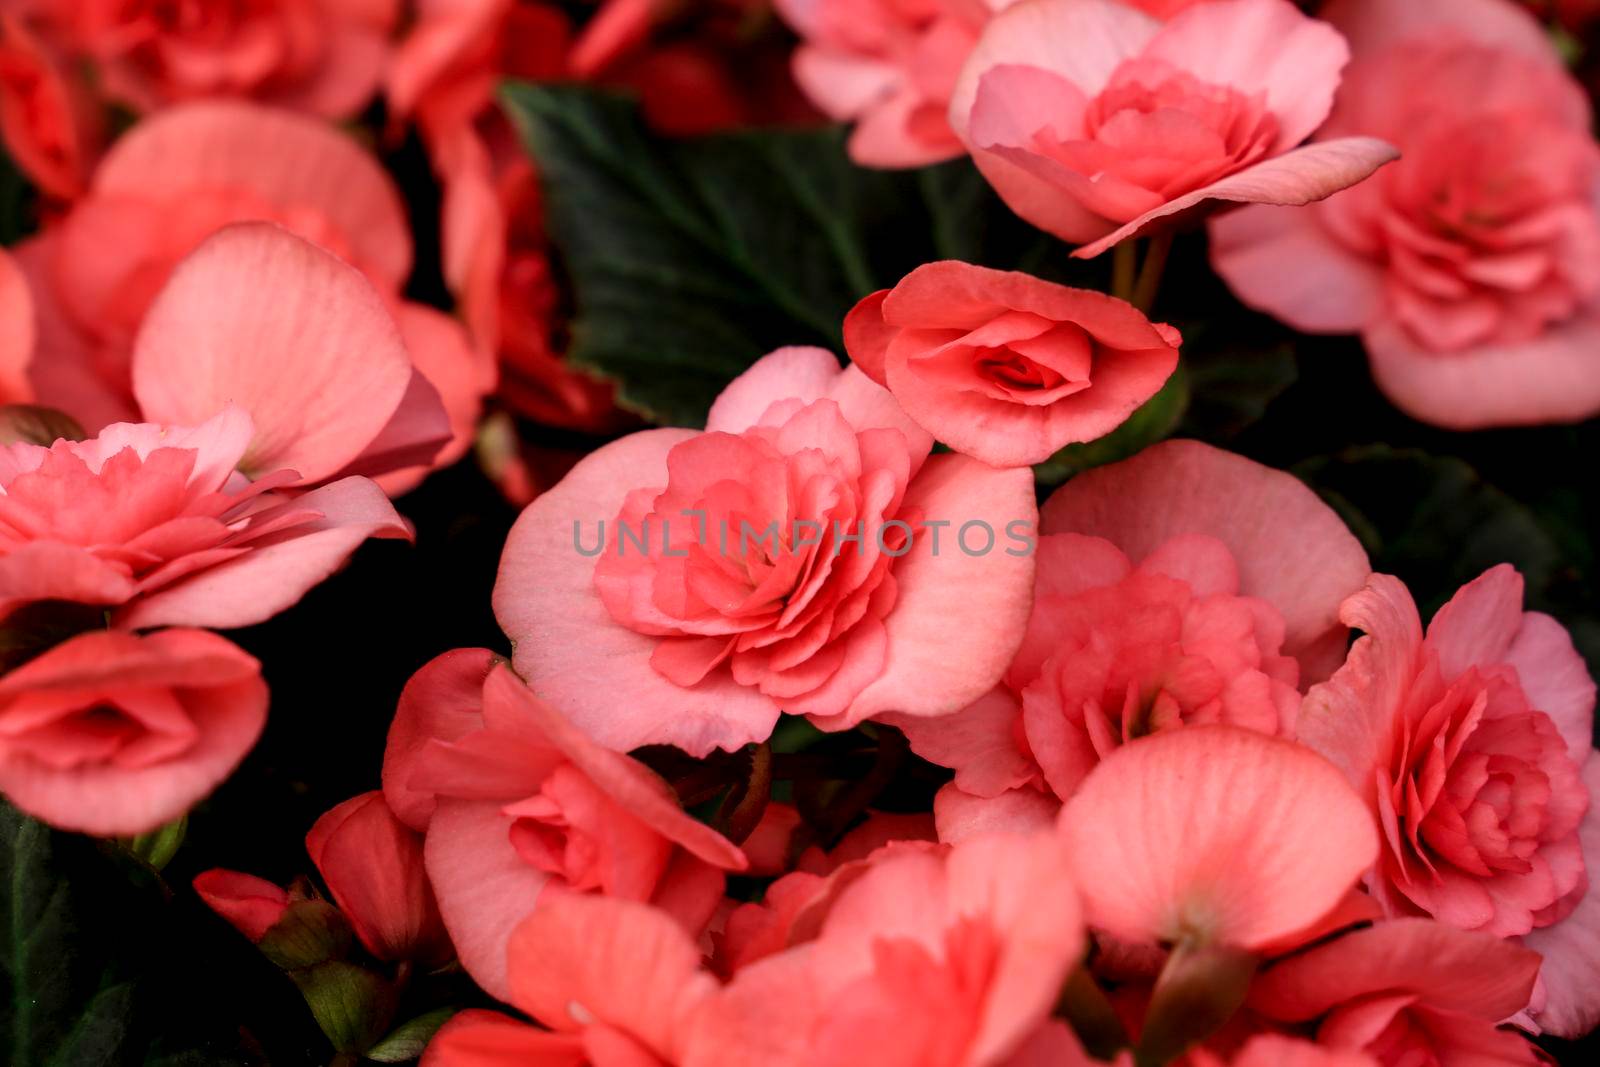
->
<box><xmin>1</xmin><ymin>0</ymin><xmax>1596</xmax><ymax>1064</ymax></box>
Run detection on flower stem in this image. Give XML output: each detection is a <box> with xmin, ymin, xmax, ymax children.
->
<box><xmin>1132</xmin><ymin>231</ymin><xmax>1174</xmax><ymax>315</ymax></box>
<box><xmin>1112</xmin><ymin>240</ymin><xmax>1138</xmax><ymax>303</ymax></box>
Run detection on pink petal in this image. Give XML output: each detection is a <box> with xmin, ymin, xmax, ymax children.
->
<box><xmin>1424</xmin><ymin>564</ymin><xmax>1525</xmax><ymax>678</ymax></box>
<box><xmin>886</xmin><ymin>686</ymin><xmax>1039</xmax><ymax>797</ymax></box>
<box><xmin>835</xmin><ymin>454</ymin><xmax>1037</xmax><ymax>725</ymax></box>
<box><xmin>1209</xmin><ymin>203</ymin><xmax>1386</xmax><ymax>334</ymax></box>
<box><xmin>1073</xmin><ymin>137</ymin><xmax>1399</xmax><ymax>259</ymax></box>
<box><xmin>1249</xmin><ymin>917</ymin><xmax>1542</xmax><ymax>1023</ymax></box>
<box><xmin>131</xmin><ymin>223</ymin><xmax>415</xmax><ymax>484</ymax></box>
<box><xmin>333</xmin><ymin>365</ymin><xmax>454</xmax><ymax>483</ymax></box>
<box><xmin>0</xmin><ymin>629</ymin><xmax>267</xmax><ymax>835</ymax></box>
<box><xmin>383</xmin><ymin>648</ymin><xmax>499</xmax><ymax>831</ymax></box>
<box><xmin>115</xmin><ymin>476</ymin><xmax>411</xmax><ymax>630</ymax></box>
<box><xmin>1522</xmin><ymin>755</ymin><xmax>1600</xmax><ymax>1038</ymax></box>
<box><xmin>1040</xmin><ymin>439</ymin><xmax>1371</xmax><ymax>683</ymax></box>
<box><xmin>933</xmin><ymin>783</ymin><xmax>1059</xmax><ymax>843</ymax></box>
<box><xmin>1059</xmin><ymin>725</ymin><xmax>1378</xmax><ymax>949</ymax></box>
<box><xmin>1506</xmin><ymin>615</ymin><xmax>1597</xmax><ymax>765</ymax></box>
<box><xmin>421</xmin><ymin>1009</ymin><xmax>587</xmax><ymax>1067</ymax></box>
<box><xmin>494</xmin><ymin>429</ymin><xmax>783</xmax><ymax>756</ymax></box>
<box><xmin>424</xmin><ymin>797</ymin><xmax>553</xmax><ymax>1003</ymax></box>
<box><xmin>1320</xmin><ymin>0</ymin><xmax>1564</xmax><ymax>66</ymax></box>
<box><xmin>379</xmin><ymin>302</ymin><xmax>497</xmax><ymax>492</ymax></box>
<box><xmin>1362</xmin><ymin>307</ymin><xmax>1600</xmax><ymax>429</ymax></box>
<box><xmin>1142</xmin><ymin>0</ymin><xmax>1350</xmax><ymax>149</ymax></box>
<box><xmin>92</xmin><ymin>100</ymin><xmax>412</xmax><ymax>288</ymax></box>
<box><xmin>0</xmin><ymin>248</ymin><xmax>33</xmax><ymax>402</ymax></box>
<box><xmin>191</xmin><ymin>869</ymin><xmax>289</xmax><ymax>942</ymax></box>
<box><xmin>506</xmin><ymin>890</ymin><xmax>717</xmax><ymax>1057</ymax></box>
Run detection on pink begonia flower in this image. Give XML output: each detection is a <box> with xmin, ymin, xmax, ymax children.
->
<box><xmin>31</xmin><ymin>0</ymin><xmax>397</xmax><ymax>119</ymax></box>
<box><xmin>1060</xmin><ymin>725</ymin><xmax>1378</xmax><ymax>951</ymax></box>
<box><xmin>0</xmin><ymin>407</ymin><xmax>411</xmax><ymax>628</ymax></box>
<box><xmin>896</xmin><ymin>439</ymin><xmax>1369</xmax><ymax>830</ymax></box>
<box><xmin>305</xmin><ymin>790</ymin><xmax>453</xmax><ymax>967</ymax></box>
<box><xmin>14</xmin><ymin>102</ymin><xmax>485</xmax><ymax>487</ymax></box>
<box><xmin>423</xmin><ymin>891</ymin><xmax>719</xmax><ymax>1067</ymax></box>
<box><xmin>1212</xmin><ymin>0</ymin><xmax>1600</xmax><ymax>429</ymax></box>
<box><xmin>0</xmin><ymin>628</ymin><xmax>267</xmax><ymax>834</ymax></box>
<box><xmin>774</xmin><ymin>0</ymin><xmax>1013</xmax><ymax>168</ymax></box>
<box><xmin>845</xmin><ymin>261</ymin><xmax>1182</xmax><ymax>467</ymax></box>
<box><xmin>0</xmin><ymin>11</ymin><xmax>104</xmax><ymax>200</ymax></box>
<box><xmin>1297</xmin><ymin>566</ymin><xmax>1600</xmax><ymax>1037</ymax></box>
<box><xmin>685</xmin><ymin>830</ymin><xmax>1083</xmax><ymax>1067</ymax></box>
<box><xmin>1191</xmin><ymin>1036</ymin><xmax>1378</xmax><ymax>1067</ymax></box>
<box><xmin>947</xmin><ymin>0</ymin><xmax>1399</xmax><ymax>257</ymax></box>
<box><xmin>1250</xmin><ymin>918</ymin><xmax>1547</xmax><ymax>1065</ymax></box>
<box><xmin>191</xmin><ymin>870</ymin><xmax>291</xmax><ymax>943</ymax></box>
<box><xmin>494</xmin><ymin>346</ymin><xmax>1038</xmax><ymax>756</ymax></box>
<box><xmin>381</xmin><ymin>650</ymin><xmax>747</xmax><ymax>1001</ymax></box>
<box><xmin>0</xmin><ymin>247</ymin><xmax>31</xmax><ymax>403</ymax></box>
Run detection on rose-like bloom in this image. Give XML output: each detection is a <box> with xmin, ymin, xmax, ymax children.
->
<box><xmin>1297</xmin><ymin>566</ymin><xmax>1600</xmax><ymax>1035</ymax></box>
<box><xmin>381</xmin><ymin>649</ymin><xmax>747</xmax><ymax>1000</ymax></box>
<box><xmin>423</xmin><ymin>891</ymin><xmax>721</xmax><ymax>1067</ymax></box>
<box><xmin>0</xmin><ymin>408</ymin><xmax>409</xmax><ymax>627</ymax></box>
<box><xmin>774</xmin><ymin>0</ymin><xmax>1010</xmax><ymax>168</ymax></box>
<box><xmin>495</xmin><ymin>346</ymin><xmax>1037</xmax><ymax>756</ymax></box>
<box><xmin>948</xmin><ymin>0</ymin><xmax>1398</xmax><ymax>257</ymax></box>
<box><xmin>1060</xmin><ymin>726</ymin><xmax>1377</xmax><ymax>952</ymax></box>
<box><xmin>896</xmin><ymin>440</ymin><xmax>1369</xmax><ymax>837</ymax></box>
<box><xmin>192</xmin><ymin>870</ymin><xmax>291</xmax><ymax>943</ymax></box>
<box><xmin>844</xmin><ymin>261</ymin><xmax>1181</xmax><ymax>467</ymax></box>
<box><xmin>686</xmin><ymin>830</ymin><xmax>1084</xmax><ymax>1067</ymax></box>
<box><xmin>305</xmin><ymin>791</ymin><xmax>453</xmax><ymax>967</ymax></box>
<box><xmin>38</xmin><ymin>0</ymin><xmax>397</xmax><ymax>119</ymax></box>
<box><xmin>1251</xmin><ymin>919</ymin><xmax>1547</xmax><ymax>1065</ymax></box>
<box><xmin>0</xmin><ymin>11</ymin><xmax>104</xmax><ymax>199</ymax></box>
<box><xmin>16</xmin><ymin>103</ymin><xmax>481</xmax><ymax>486</ymax></box>
<box><xmin>0</xmin><ymin>247</ymin><xmax>30</xmax><ymax>404</ymax></box>
<box><xmin>1212</xmin><ymin>0</ymin><xmax>1600</xmax><ymax>428</ymax></box>
<box><xmin>0</xmin><ymin>628</ymin><xmax>267</xmax><ymax>834</ymax></box>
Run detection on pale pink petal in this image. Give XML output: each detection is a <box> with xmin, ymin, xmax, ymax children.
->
<box><xmin>494</xmin><ymin>429</ymin><xmax>783</xmax><ymax>756</ymax></box>
<box><xmin>1142</xmin><ymin>0</ymin><xmax>1350</xmax><ymax>149</ymax></box>
<box><xmin>383</xmin><ymin>648</ymin><xmax>498</xmax><ymax>831</ymax></box>
<box><xmin>934</xmin><ymin>783</ymin><xmax>1058</xmax><ymax>843</ymax></box>
<box><xmin>335</xmin><ymin>366</ymin><xmax>454</xmax><ymax>483</ymax></box>
<box><xmin>1249</xmin><ymin>917</ymin><xmax>1542</xmax><ymax>1023</ymax></box>
<box><xmin>1073</xmin><ymin>137</ymin><xmax>1399</xmax><ymax>259</ymax></box>
<box><xmin>506</xmin><ymin>890</ymin><xmax>717</xmax><ymax>1057</ymax></box>
<box><xmin>425</xmin><ymin>797</ymin><xmax>553</xmax><ymax>1003</ymax></box>
<box><xmin>131</xmin><ymin>223</ymin><xmax>414</xmax><ymax>484</ymax></box>
<box><xmin>1059</xmin><ymin>725</ymin><xmax>1378</xmax><ymax>949</ymax></box>
<box><xmin>1209</xmin><ymin>203</ymin><xmax>1386</xmax><ymax>334</ymax></box>
<box><xmin>384</xmin><ymin>302</ymin><xmax>497</xmax><ymax>488</ymax></box>
<box><xmin>885</xmin><ymin>686</ymin><xmax>1039</xmax><ymax>797</ymax></box>
<box><xmin>92</xmin><ymin>100</ymin><xmax>412</xmax><ymax>287</ymax></box>
<box><xmin>835</xmin><ymin>454</ymin><xmax>1037</xmax><ymax>725</ymax></box>
<box><xmin>1424</xmin><ymin>564</ymin><xmax>1525</xmax><ymax>677</ymax></box>
<box><xmin>115</xmin><ymin>476</ymin><xmax>411</xmax><ymax>630</ymax></box>
<box><xmin>792</xmin><ymin>48</ymin><xmax>900</xmax><ymax>121</ymax></box>
<box><xmin>1506</xmin><ymin>614</ymin><xmax>1598</xmax><ymax>765</ymax></box>
<box><xmin>1521</xmin><ymin>756</ymin><xmax>1600</xmax><ymax>1038</ymax></box>
<box><xmin>1363</xmin><ymin>308</ymin><xmax>1600</xmax><ymax>429</ymax></box>
<box><xmin>1320</xmin><ymin>0</ymin><xmax>1563</xmax><ymax>66</ymax></box>
<box><xmin>0</xmin><ymin>248</ymin><xmax>33</xmax><ymax>403</ymax></box>
<box><xmin>1040</xmin><ymin>439</ymin><xmax>1371</xmax><ymax>683</ymax></box>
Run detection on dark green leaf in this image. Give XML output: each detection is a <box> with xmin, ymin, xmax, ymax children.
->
<box><xmin>500</xmin><ymin>85</ymin><xmax>1097</xmax><ymax>428</ymax></box>
<box><xmin>364</xmin><ymin>1007</ymin><xmax>458</xmax><ymax>1063</ymax></box>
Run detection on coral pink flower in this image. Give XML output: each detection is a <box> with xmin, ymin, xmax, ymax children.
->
<box><xmin>423</xmin><ymin>891</ymin><xmax>720</xmax><ymax>1066</ymax></box>
<box><xmin>381</xmin><ymin>650</ymin><xmax>747</xmax><ymax>1000</ymax></box>
<box><xmin>0</xmin><ymin>407</ymin><xmax>410</xmax><ymax>627</ymax></box>
<box><xmin>774</xmin><ymin>0</ymin><xmax>1009</xmax><ymax>168</ymax></box>
<box><xmin>306</xmin><ymin>791</ymin><xmax>453</xmax><ymax>966</ymax></box>
<box><xmin>1297</xmin><ymin>566</ymin><xmax>1598</xmax><ymax>1033</ymax></box>
<box><xmin>0</xmin><ymin>628</ymin><xmax>267</xmax><ymax>834</ymax></box>
<box><xmin>0</xmin><ymin>11</ymin><xmax>104</xmax><ymax>200</ymax></box>
<box><xmin>191</xmin><ymin>870</ymin><xmax>291</xmax><ymax>942</ymax></box>
<box><xmin>686</xmin><ymin>830</ymin><xmax>1083</xmax><ymax>1067</ymax></box>
<box><xmin>494</xmin><ymin>346</ymin><xmax>1038</xmax><ymax>756</ymax></box>
<box><xmin>1212</xmin><ymin>0</ymin><xmax>1600</xmax><ymax>428</ymax></box>
<box><xmin>0</xmin><ymin>247</ymin><xmax>31</xmax><ymax>403</ymax></box>
<box><xmin>899</xmin><ymin>440</ymin><xmax>1369</xmax><ymax>829</ymax></box>
<box><xmin>948</xmin><ymin>0</ymin><xmax>1398</xmax><ymax>257</ymax></box>
<box><xmin>40</xmin><ymin>0</ymin><xmax>397</xmax><ymax>119</ymax></box>
<box><xmin>16</xmin><ymin>103</ymin><xmax>481</xmax><ymax>482</ymax></box>
<box><xmin>1250</xmin><ymin>918</ymin><xmax>1546</xmax><ymax>1065</ymax></box>
<box><xmin>845</xmin><ymin>261</ymin><xmax>1182</xmax><ymax>467</ymax></box>
<box><xmin>1060</xmin><ymin>725</ymin><xmax>1378</xmax><ymax>951</ymax></box>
